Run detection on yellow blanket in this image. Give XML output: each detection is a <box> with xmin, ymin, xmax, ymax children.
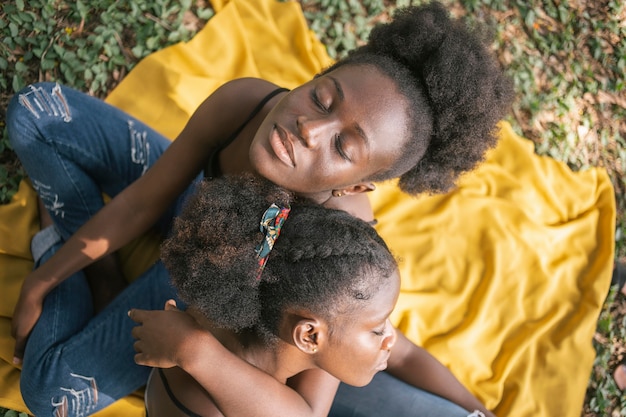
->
<box><xmin>0</xmin><ymin>0</ymin><xmax>614</xmax><ymax>416</ymax></box>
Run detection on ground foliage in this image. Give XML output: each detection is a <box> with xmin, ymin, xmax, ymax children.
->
<box><xmin>0</xmin><ymin>0</ymin><xmax>624</xmax><ymax>415</ymax></box>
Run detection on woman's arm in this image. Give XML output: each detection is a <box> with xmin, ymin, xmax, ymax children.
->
<box><xmin>130</xmin><ymin>302</ymin><xmax>338</xmax><ymax>417</ymax></box>
<box><xmin>12</xmin><ymin>78</ymin><xmax>281</xmax><ymax>362</ymax></box>
<box><xmin>387</xmin><ymin>331</ymin><xmax>495</xmax><ymax>417</ymax></box>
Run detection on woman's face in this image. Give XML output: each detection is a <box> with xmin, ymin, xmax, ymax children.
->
<box><xmin>250</xmin><ymin>64</ymin><xmax>410</xmax><ymax>200</ymax></box>
<box><xmin>317</xmin><ymin>269</ymin><xmax>401</xmax><ymax>387</ymax></box>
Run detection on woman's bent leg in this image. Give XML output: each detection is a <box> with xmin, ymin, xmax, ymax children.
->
<box><xmin>20</xmin><ymin>232</ymin><xmax>178</xmax><ymax>416</ymax></box>
<box><xmin>6</xmin><ymin>82</ymin><xmax>176</xmax><ymax>239</ymax></box>
<box><xmin>329</xmin><ymin>371</ymin><xmax>472</xmax><ymax>417</ymax></box>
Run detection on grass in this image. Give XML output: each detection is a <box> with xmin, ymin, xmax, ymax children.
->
<box><xmin>0</xmin><ymin>0</ymin><xmax>624</xmax><ymax>415</ymax></box>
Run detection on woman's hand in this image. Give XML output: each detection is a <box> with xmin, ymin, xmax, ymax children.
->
<box><xmin>130</xmin><ymin>300</ymin><xmax>206</xmax><ymax>369</ymax></box>
<box><xmin>11</xmin><ymin>274</ymin><xmax>48</xmax><ymax>364</ymax></box>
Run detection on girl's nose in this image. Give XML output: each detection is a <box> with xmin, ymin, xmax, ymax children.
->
<box><xmin>382</xmin><ymin>321</ymin><xmax>397</xmax><ymax>351</ymax></box>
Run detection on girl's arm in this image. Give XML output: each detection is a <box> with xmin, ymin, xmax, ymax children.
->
<box><xmin>386</xmin><ymin>331</ymin><xmax>495</xmax><ymax>417</ymax></box>
<box><xmin>130</xmin><ymin>301</ymin><xmax>338</xmax><ymax>417</ymax></box>
<box><xmin>130</xmin><ymin>303</ymin><xmax>493</xmax><ymax>417</ymax></box>
<box><xmin>12</xmin><ymin>78</ymin><xmax>281</xmax><ymax>362</ymax></box>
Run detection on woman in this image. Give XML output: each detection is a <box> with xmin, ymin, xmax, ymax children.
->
<box><xmin>6</xmin><ymin>2</ymin><xmax>510</xmax><ymax>416</ymax></box>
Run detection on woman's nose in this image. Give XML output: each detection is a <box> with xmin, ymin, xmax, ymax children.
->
<box><xmin>296</xmin><ymin>115</ymin><xmax>327</xmax><ymax>148</ymax></box>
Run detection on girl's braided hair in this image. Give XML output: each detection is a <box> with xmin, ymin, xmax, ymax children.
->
<box><xmin>324</xmin><ymin>1</ymin><xmax>514</xmax><ymax>194</ymax></box>
<box><xmin>161</xmin><ymin>174</ymin><xmax>397</xmax><ymax>341</ymax></box>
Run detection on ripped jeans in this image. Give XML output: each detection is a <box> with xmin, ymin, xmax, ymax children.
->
<box><xmin>6</xmin><ymin>82</ymin><xmax>194</xmax><ymax>416</ymax></box>
<box><xmin>7</xmin><ymin>82</ymin><xmax>191</xmax><ymax>239</ymax></box>
<box><xmin>23</xmin><ymin>235</ymin><xmax>177</xmax><ymax>417</ymax></box>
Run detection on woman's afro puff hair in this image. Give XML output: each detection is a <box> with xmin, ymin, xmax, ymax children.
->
<box><xmin>326</xmin><ymin>1</ymin><xmax>514</xmax><ymax>194</ymax></box>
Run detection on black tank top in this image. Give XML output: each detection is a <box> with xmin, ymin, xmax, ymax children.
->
<box><xmin>204</xmin><ymin>87</ymin><xmax>289</xmax><ymax>179</ymax></box>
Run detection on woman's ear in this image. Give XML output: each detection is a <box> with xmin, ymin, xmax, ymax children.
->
<box><xmin>332</xmin><ymin>182</ymin><xmax>376</xmax><ymax>197</ymax></box>
<box><xmin>293</xmin><ymin>317</ymin><xmax>327</xmax><ymax>354</ymax></box>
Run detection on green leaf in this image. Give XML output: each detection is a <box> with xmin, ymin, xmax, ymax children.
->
<box><xmin>3</xmin><ymin>4</ymin><xmax>17</xmax><ymax>14</ymax></box>
<box><xmin>12</xmin><ymin>74</ymin><xmax>24</xmax><ymax>93</ymax></box>
<box><xmin>53</xmin><ymin>44</ymin><xmax>65</xmax><ymax>57</ymax></box>
<box><xmin>146</xmin><ymin>36</ymin><xmax>158</xmax><ymax>50</ymax></box>
<box><xmin>18</xmin><ymin>11</ymin><xmax>33</xmax><ymax>23</ymax></box>
<box><xmin>131</xmin><ymin>45</ymin><xmax>144</xmax><ymax>58</ymax></box>
<box><xmin>14</xmin><ymin>61</ymin><xmax>28</xmax><ymax>72</ymax></box>
<box><xmin>40</xmin><ymin>58</ymin><xmax>56</xmax><ymax>70</ymax></box>
<box><xmin>76</xmin><ymin>0</ymin><xmax>89</xmax><ymax>20</ymax></box>
<box><xmin>8</xmin><ymin>22</ymin><xmax>18</xmax><ymax>37</ymax></box>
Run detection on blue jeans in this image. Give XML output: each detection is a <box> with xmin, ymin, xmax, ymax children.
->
<box><xmin>7</xmin><ymin>82</ymin><xmax>194</xmax><ymax>416</ymax></box>
<box><xmin>22</xmin><ymin>228</ymin><xmax>178</xmax><ymax>416</ymax></box>
<box><xmin>330</xmin><ymin>372</ymin><xmax>473</xmax><ymax>417</ymax></box>
<box><xmin>7</xmin><ymin>82</ymin><xmax>193</xmax><ymax>239</ymax></box>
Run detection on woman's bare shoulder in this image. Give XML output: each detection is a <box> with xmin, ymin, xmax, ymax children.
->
<box><xmin>181</xmin><ymin>78</ymin><xmax>285</xmax><ymax>143</ymax></box>
<box><xmin>198</xmin><ymin>78</ymin><xmax>285</xmax><ymax>125</ymax></box>
<box><xmin>213</xmin><ymin>78</ymin><xmax>285</xmax><ymax>105</ymax></box>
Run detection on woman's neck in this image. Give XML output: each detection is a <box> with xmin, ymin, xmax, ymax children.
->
<box><xmin>219</xmin><ymin>133</ymin><xmax>256</xmax><ymax>175</ymax></box>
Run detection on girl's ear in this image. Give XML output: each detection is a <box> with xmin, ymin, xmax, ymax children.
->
<box><xmin>293</xmin><ymin>317</ymin><xmax>327</xmax><ymax>354</ymax></box>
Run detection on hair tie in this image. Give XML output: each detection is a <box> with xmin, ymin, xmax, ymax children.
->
<box><xmin>256</xmin><ymin>203</ymin><xmax>290</xmax><ymax>280</ymax></box>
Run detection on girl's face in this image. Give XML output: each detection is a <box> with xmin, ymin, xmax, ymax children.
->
<box><xmin>317</xmin><ymin>269</ymin><xmax>401</xmax><ymax>387</ymax></box>
<box><xmin>249</xmin><ymin>64</ymin><xmax>410</xmax><ymax>201</ymax></box>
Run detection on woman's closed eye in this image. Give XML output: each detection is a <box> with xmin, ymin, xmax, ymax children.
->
<box><xmin>311</xmin><ymin>88</ymin><xmax>351</xmax><ymax>161</ymax></box>
<box><xmin>311</xmin><ymin>89</ymin><xmax>330</xmax><ymax>113</ymax></box>
<box><xmin>335</xmin><ymin>134</ymin><xmax>351</xmax><ymax>161</ymax></box>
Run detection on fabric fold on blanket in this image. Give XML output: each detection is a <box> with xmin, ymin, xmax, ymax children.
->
<box><xmin>0</xmin><ymin>0</ymin><xmax>614</xmax><ymax>416</ymax></box>
<box><xmin>371</xmin><ymin>121</ymin><xmax>614</xmax><ymax>416</ymax></box>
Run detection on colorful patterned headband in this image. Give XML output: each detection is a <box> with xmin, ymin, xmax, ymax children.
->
<box><xmin>255</xmin><ymin>203</ymin><xmax>291</xmax><ymax>280</ymax></box>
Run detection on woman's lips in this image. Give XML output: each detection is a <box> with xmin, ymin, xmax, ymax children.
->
<box><xmin>270</xmin><ymin>124</ymin><xmax>295</xmax><ymax>167</ymax></box>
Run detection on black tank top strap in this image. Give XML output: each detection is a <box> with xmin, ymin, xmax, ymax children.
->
<box><xmin>204</xmin><ymin>87</ymin><xmax>290</xmax><ymax>179</ymax></box>
<box><xmin>158</xmin><ymin>368</ymin><xmax>204</xmax><ymax>417</ymax></box>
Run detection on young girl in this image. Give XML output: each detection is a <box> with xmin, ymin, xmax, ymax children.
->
<box><xmin>7</xmin><ymin>2</ymin><xmax>510</xmax><ymax>416</ymax></box>
<box><xmin>130</xmin><ymin>174</ymin><xmax>490</xmax><ymax>417</ymax></box>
